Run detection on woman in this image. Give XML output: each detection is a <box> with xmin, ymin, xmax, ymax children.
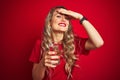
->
<box><xmin>29</xmin><ymin>6</ymin><xmax>104</xmax><ymax>80</ymax></box>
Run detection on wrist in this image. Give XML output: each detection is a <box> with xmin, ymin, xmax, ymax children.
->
<box><xmin>40</xmin><ymin>58</ymin><xmax>46</xmax><ymax>68</ymax></box>
<box><xmin>77</xmin><ymin>14</ymin><xmax>83</xmax><ymax>20</ymax></box>
<box><xmin>80</xmin><ymin>16</ymin><xmax>87</xmax><ymax>24</ymax></box>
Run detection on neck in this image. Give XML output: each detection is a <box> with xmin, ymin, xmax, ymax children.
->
<box><xmin>52</xmin><ymin>31</ymin><xmax>64</xmax><ymax>44</ymax></box>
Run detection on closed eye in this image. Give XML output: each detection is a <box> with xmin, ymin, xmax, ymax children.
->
<box><xmin>56</xmin><ymin>14</ymin><xmax>70</xmax><ymax>21</ymax></box>
<box><xmin>56</xmin><ymin>15</ymin><xmax>62</xmax><ymax>18</ymax></box>
<box><xmin>65</xmin><ymin>16</ymin><xmax>70</xmax><ymax>20</ymax></box>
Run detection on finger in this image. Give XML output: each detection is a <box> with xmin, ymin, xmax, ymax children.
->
<box><xmin>48</xmin><ymin>51</ymin><xmax>57</xmax><ymax>55</ymax></box>
<box><xmin>57</xmin><ymin>9</ymin><xmax>75</xmax><ymax>19</ymax></box>
<box><xmin>45</xmin><ymin>59</ymin><xmax>60</xmax><ymax>65</ymax></box>
<box><xmin>45</xmin><ymin>51</ymin><xmax>56</xmax><ymax>59</ymax></box>
<box><xmin>51</xmin><ymin>55</ymin><xmax>60</xmax><ymax>59</ymax></box>
<box><xmin>50</xmin><ymin>60</ymin><xmax>60</xmax><ymax>65</ymax></box>
<box><xmin>45</xmin><ymin>55</ymin><xmax>60</xmax><ymax>60</ymax></box>
<box><xmin>45</xmin><ymin>63</ymin><xmax>56</xmax><ymax>68</ymax></box>
<box><xmin>46</xmin><ymin>60</ymin><xmax>59</xmax><ymax>65</ymax></box>
<box><xmin>45</xmin><ymin>63</ymin><xmax>57</xmax><ymax>67</ymax></box>
<box><xmin>57</xmin><ymin>9</ymin><xmax>68</xmax><ymax>14</ymax></box>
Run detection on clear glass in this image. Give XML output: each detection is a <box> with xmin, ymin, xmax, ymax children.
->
<box><xmin>48</xmin><ymin>43</ymin><xmax>61</xmax><ymax>80</ymax></box>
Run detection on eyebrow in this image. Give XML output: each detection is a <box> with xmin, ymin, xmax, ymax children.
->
<box><xmin>54</xmin><ymin>11</ymin><xmax>62</xmax><ymax>15</ymax></box>
<box><xmin>54</xmin><ymin>10</ymin><xmax>70</xmax><ymax>19</ymax></box>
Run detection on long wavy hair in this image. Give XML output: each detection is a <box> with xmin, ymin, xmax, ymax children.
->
<box><xmin>41</xmin><ymin>6</ymin><xmax>77</xmax><ymax>79</ymax></box>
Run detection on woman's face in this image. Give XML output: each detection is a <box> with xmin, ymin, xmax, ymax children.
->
<box><xmin>50</xmin><ymin>8</ymin><xmax>70</xmax><ymax>32</ymax></box>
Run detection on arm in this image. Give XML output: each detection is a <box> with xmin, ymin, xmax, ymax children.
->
<box><xmin>32</xmin><ymin>59</ymin><xmax>46</xmax><ymax>80</ymax></box>
<box><xmin>79</xmin><ymin>19</ymin><xmax>104</xmax><ymax>50</ymax></box>
<box><xmin>32</xmin><ymin>51</ymin><xmax>60</xmax><ymax>80</ymax></box>
<box><xmin>57</xmin><ymin>9</ymin><xmax>104</xmax><ymax>50</ymax></box>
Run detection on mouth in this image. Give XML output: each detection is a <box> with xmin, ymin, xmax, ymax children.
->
<box><xmin>58</xmin><ymin>23</ymin><xmax>66</xmax><ymax>27</ymax></box>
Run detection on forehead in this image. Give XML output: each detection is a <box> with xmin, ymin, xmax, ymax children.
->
<box><xmin>52</xmin><ymin>8</ymin><xmax>69</xmax><ymax>18</ymax></box>
<box><xmin>53</xmin><ymin>9</ymin><xmax>61</xmax><ymax>15</ymax></box>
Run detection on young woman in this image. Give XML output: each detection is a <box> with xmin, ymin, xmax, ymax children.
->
<box><xmin>29</xmin><ymin>6</ymin><xmax>104</xmax><ymax>80</ymax></box>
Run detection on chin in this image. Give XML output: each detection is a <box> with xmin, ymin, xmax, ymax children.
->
<box><xmin>53</xmin><ymin>28</ymin><xmax>68</xmax><ymax>32</ymax></box>
<box><xmin>59</xmin><ymin>29</ymin><xmax>68</xmax><ymax>32</ymax></box>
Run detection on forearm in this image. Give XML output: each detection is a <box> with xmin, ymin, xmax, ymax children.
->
<box><xmin>81</xmin><ymin>19</ymin><xmax>104</xmax><ymax>48</ymax></box>
<box><xmin>32</xmin><ymin>60</ymin><xmax>46</xmax><ymax>80</ymax></box>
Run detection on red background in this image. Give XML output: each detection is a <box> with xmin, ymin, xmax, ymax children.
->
<box><xmin>1</xmin><ymin>0</ymin><xmax>120</xmax><ymax>80</ymax></box>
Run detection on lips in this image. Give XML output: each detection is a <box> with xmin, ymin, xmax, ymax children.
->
<box><xmin>58</xmin><ymin>23</ymin><xmax>66</xmax><ymax>27</ymax></box>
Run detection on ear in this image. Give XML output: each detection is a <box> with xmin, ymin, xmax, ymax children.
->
<box><xmin>48</xmin><ymin>21</ymin><xmax>52</xmax><ymax>27</ymax></box>
<box><xmin>48</xmin><ymin>24</ymin><xmax>51</xmax><ymax>28</ymax></box>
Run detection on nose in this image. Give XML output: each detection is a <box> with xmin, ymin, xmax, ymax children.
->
<box><xmin>61</xmin><ymin>16</ymin><xmax>66</xmax><ymax>22</ymax></box>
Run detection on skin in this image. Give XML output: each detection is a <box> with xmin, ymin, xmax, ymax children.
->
<box><xmin>32</xmin><ymin>8</ymin><xmax>104</xmax><ymax>80</ymax></box>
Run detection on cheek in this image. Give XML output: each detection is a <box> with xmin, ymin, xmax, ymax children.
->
<box><xmin>50</xmin><ymin>23</ymin><xmax>57</xmax><ymax>30</ymax></box>
<box><xmin>66</xmin><ymin>22</ymin><xmax>70</xmax><ymax>28</ymax></box>
<box><xmin>51</xmin><ymin>19</ymin><xmax>59</xmax><ymax>27</ymax></box>
<box><xmin>51</xmin><ymin>22</ymin><xmax>57</xmax><ymax>28</ymax></box>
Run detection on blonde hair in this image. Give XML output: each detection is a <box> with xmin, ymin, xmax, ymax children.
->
<box><xmin>41</xmin><ymin>6</ymin><xmax>77</xmax><ymax>79</ymax></box>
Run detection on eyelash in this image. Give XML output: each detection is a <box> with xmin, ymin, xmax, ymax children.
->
<box><xmin>56</xmin><ymin>15</ymin><xmax>61</xmax><ymax>18</ymax></box>
<box><xmin>56</xmin><ymin>15</ymin><xmax>69</xmax><ymax>20</ymax></box>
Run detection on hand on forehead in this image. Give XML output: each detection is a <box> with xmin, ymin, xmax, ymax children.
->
<box><xmin>54</xmin><ymin>8</ymin><xmax>71</xmax><ymax>20</ymax></box>
<box><xmin>56</xmin><ymin>8</ymin><xmax>68</xmax><ymax>15</ymax></box>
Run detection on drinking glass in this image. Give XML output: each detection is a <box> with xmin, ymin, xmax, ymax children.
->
<box><xmin>48</xmin><ymin>43</ymin><xmax>61</xmax><ymax>80</ymax></box>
